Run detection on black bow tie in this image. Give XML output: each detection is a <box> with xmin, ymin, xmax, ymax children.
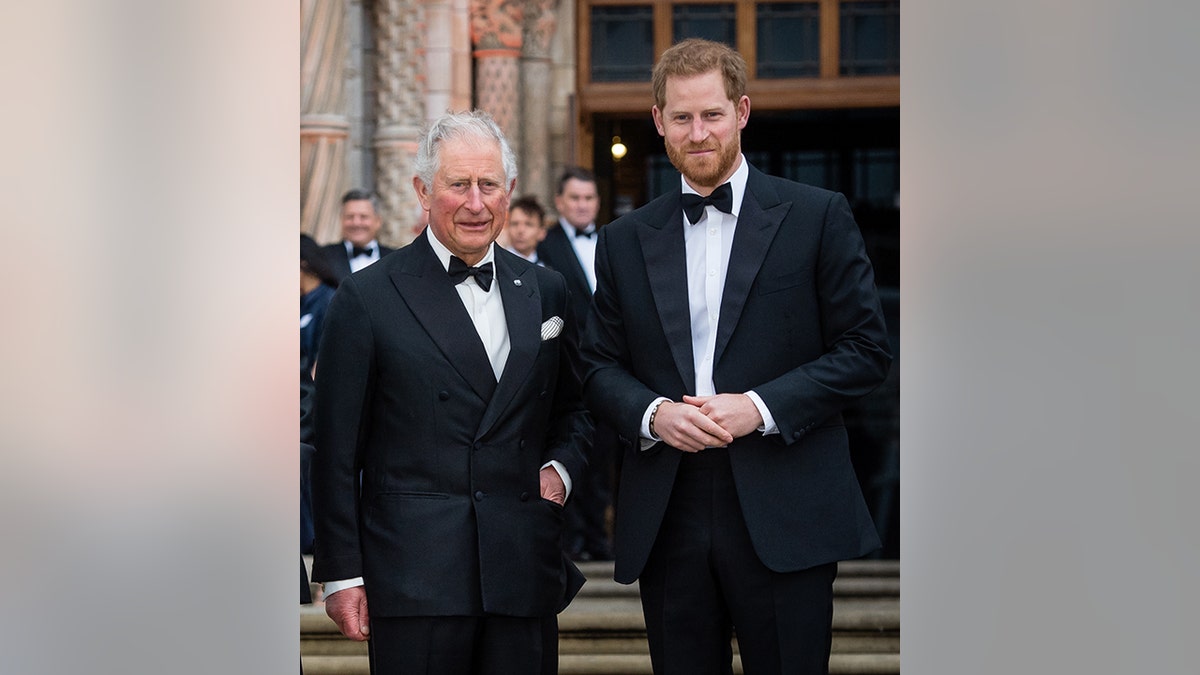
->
<box><xmin>574</xmin><ymin>227</ymin><xmax>596</xmax><ymax>239</ymax></box>
<box><xmin>681</xmin><ymin>183</ymin><xmax>734</xmax><ymax>223</ymax></box>
<box><xmin>447</xmin><ymin>256</ymin><xmax>494</xmax><ymax>292</ymax></box>
<box><xmin>351</xmin><ymin>245</ymin><xmax>375</xmax><ymax>258</ymax></box>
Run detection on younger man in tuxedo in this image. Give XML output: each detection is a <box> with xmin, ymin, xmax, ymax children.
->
<box><xmin>580</xmin><ymin>39</ymin><xmax>892</xmax><ymax>675</ymax></box>
<box><xmin>321</xmin><ymin>189</ymin><xmax>395</xmax><ymax>281</ymax></box>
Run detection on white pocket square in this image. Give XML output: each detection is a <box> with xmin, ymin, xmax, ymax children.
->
<box><xmin>540</xmin><ymin>316</ymin><xmax>564</xmax><ymax>341</ymax></box>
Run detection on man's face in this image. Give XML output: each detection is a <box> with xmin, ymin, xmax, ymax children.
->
<box><xmin>340</xmin><ymin>199</ymin><xmax>382</xmax><ymax>247</ymax></box>
<box><xmin>554</xmin><ymin>178</ymin><xmax>600</xmax><ymax>230</ymax></box>
<box><xmin>505</xmin><ymin>207</ymin><xmax>546</xmax><ymax>257</ymax></box>
<box><xmin>652</xmin><ymin>69</ymin><xmax>750</xmax><ymax>191</ymax></box>
<box><xmin>414</xmin><ymin>136</ymin><xmax>513</xmax><ymax>265</ymax></box>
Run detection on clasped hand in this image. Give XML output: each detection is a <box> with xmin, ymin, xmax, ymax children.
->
<box><xmin>653</xmin><ymin>393</ymin><xmax>763</xmax><ymax>453</ymax></box>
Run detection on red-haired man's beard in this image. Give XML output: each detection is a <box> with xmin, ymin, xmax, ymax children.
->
<box><xmin>664</xmin><ymin>134</ymin><xmax>741</xmax><ymax>190</ymax></box>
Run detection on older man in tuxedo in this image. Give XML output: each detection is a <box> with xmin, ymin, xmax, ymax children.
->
<box><xmin>311</xmin><ymin>110</ymin><xmax>591</xmax><ymax>675</ymax></box>
<box><xmin>580</xmin><ymin>39</ymin><xmax>892</xmax><ymax>675</ymax></box>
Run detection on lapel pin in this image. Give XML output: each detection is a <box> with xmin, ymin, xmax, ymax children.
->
<box><xmin>513</xmin><ymin>279</ymin><xmax>522</xmax><ymax>286</ymax></box>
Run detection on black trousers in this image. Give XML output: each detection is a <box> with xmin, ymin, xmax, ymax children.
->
<box><xmin>638</xmin><ymin>448</ymin><xmax>838</xmax><ymax>675</ymax></box>
<box><xmin>564</xmin><ymin>422</ymin><xmax>618</xmax><ymax>559</ymax></box>
<box><xmin>366</xmin><ymin>614</ymin><xmax>558</xmax><ymax>675</ymax></box>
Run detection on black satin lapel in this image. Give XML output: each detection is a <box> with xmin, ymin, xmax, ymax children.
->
<box><xmin>713</xmin><ymin>189</ymin><xmax>789</xmax><ymax>365</ymax></box>
<box><xmin>390</xmin><ymin>240</ymin><xmax>497</xmax><ymax>402</ymax></box>
<box><xmin>476</xmin><ymin>255</ymin><xmax>540</xmax><ymax>438</ymax></box>
<box><xmin>637</xmin><ymin>204</ymin><xmax>696</xmax><ymax>393</ymax></box>
<box><xmin>547</xmin><ymin>227</ymin><xmax>588</xmax><ymax>288</ymax></box>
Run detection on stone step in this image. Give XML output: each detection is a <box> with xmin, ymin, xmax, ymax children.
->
<box><xmin>575</xmin><ymin>574</ymin><xmax>898</xmax><ymax>599</ymax></box>
<box><xmin>301</xmin><ymin>653</ymin><xmax>901</xmax><ymax>675</ymax></box>
<box><xmin>571</xmin><ymin>559</ymin><xmax>898</xmax><ymax>582</ymax></box>
<box><xmin>302</xmin><ymin>559</ymin><xmax>899</xmax><ymax>674</ymax></box>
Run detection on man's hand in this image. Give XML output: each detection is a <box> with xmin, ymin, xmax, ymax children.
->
<box><xmin>652</xmin><ymin>401</ymin><xmax>735</xmax><ymax>452</ymax></box>
<box><xmin>539</xmin><ymin>465</ymin><xmax>566</xmax><ymax>505</ymax></box>
<box><xmin>682</xmin><ymin>394</ymin><xmax>764</xmax><ymax>440</ymax></box>
<box><xmin>324</xmin><ymin>585</ymin><xmax>371</xmax><ymax>641</ymax></box>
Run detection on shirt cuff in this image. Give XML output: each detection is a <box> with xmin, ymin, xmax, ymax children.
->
<box><xmin>322</xmin><ymin>577</ymin><xmax>364</xmax><ymax>597</ymax></box>
<box><xmin>639</xmin><ymin>397</ymin><xmax>671</xmax><ymax>450</ymax></box>
<box><xmin>745</xmin><ymin>390</ymin><xmax>779</xmax><ymax>435</ymax></box>
<box><xmin>541</xmin><ymin>459</ymin><xmax>572</xmax><ymax>500</ymax></box>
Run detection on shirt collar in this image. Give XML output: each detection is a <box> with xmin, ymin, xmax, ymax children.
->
<box><xmin>425</xmin><ymin>228</ymin><xmax>496</xmax><ymax>272</ymax></box>
<box><xmin>681</xmin><ymin>154</ymin><xmax>749</xmax><ymax>218</ymax></box>
<box><xmin>558</xmin><ymin>219</ymin><xmax>596</xmax><ymax>237</ymax></box>
<box><xmin>344</xmin><ymin>239</ymin><xmax>378</xmax><ymax>254</ymax></box>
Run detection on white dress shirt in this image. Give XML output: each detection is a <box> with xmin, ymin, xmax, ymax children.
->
<box><xmin>640</xmin><ymin>156</ymin><xmax>778</xmax><ymax>445</ymax></box>
<box><xmin>344</xmin><ymin>240</ymin><xmax>381</xmax><ymax>274</ymax></box>
<box><xmin>324</xmin><ymin>231</ymin><xmax>572</xmax><ymax>598</ymax></box>
<box><xmin>427</xmin><ymin>231</ymin><xmax>509</xmax><ymax>380</ymax></box>
<box><xmin>558</xmin><ymin>220</ymin><xmax>598</xmax><ymax>293</ymax></box>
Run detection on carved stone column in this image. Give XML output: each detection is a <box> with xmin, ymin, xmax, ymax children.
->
<box><xmin>521</xmin><ymin>0</ymin><xmax>558</xmax><ymax>204</ymax></box>
<box><xmin>373</xmin><ymin>0</ymin><xmax>427</xmax><ymax>247</ymax></box>
<box><xmin>425</xmin><ymin>0</ymin><xmax>473</xmax><ymax>120</ymax></box>
<box><xmin>470</xmin><ymin>0</ymin><xmax>524</xmax><ymax>158</ymax></box>
<box><xmin>301</xmin><ymin>0</ymin><xmax>349</xmax><ymax>243</ymax></box>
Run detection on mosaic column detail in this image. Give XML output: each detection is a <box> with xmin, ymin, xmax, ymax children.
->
<box><xmin>471</xmin><ymin>0</ymin><xmax>524</xmax><ymax>160</ymax></box>
<box><xmin>373</xmin><ymin>0</ymin><xmax>427</xmax><ymax>247</ymax></box>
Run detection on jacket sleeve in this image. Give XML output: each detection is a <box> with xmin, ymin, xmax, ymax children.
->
<box><xmin>579</xmin><ymin>226</ymin><xmax>664</xmax><ymax>444</ymax></box>
<box><xmin>751</xmin><ymin>191</ymin><xmax>893</xmax><ymax>443</ymax></box>
<box><xmin>309</xmin><ymin>278</ymin><xmax>374</xmax><ymax>582</ymax></box>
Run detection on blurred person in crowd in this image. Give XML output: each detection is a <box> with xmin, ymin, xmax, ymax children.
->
<box><xmin>503</xmin><ymin>195</ymin><xmax>548</xmax><ymax>265</ymax></box>
<box><xmin>580</xmin><ymin>39</ymin><xmax>892</xmax><ymax>675</ymax></box>
<box><xmin>321</xmin><ymin>189</ymin><xmax>395</xmax><ymax>282</ymax></box>
<box><xmin>311</xmin><ymin>110</ymin><xmax>591</xmax><ymax>675</ymax></box>
<box><xmin>301</xmin><ymin>233</ymin><xmax>339</xmax><ymax>377</ymax></box>
<box><xmin>538</xmin><ymin>167</ymin><xmax>617</xmax><ymax>562</ymax></box>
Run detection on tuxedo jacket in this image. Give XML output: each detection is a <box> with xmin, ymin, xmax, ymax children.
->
<box><xmin>536</xmin><ymin>225</ymin><xmax>593</xmax><ymax>331</ymax></box>
<box><xmin>321</xmin><ymin>240</ymin><xmax>396</xmax><ymax>282</ymax></box>
<box><xmin>581</xmin><ymin>163</ymin><xmax>893</xmax><ymax>584</ymax></box>
<box><xmin>311</xmin><ymin>233</ymin><xmax>591</xmax><ymax>617</ymax></box>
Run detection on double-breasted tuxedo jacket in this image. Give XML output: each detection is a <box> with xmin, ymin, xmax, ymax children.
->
<box><xmin>581</xmin><ymin>163</ymin><xmax>893</xmax><ymax>585</ymax></box>
<box><xmin>311</xmin><ymin>233</ymin><xmax>591</xmax><ymax>617</ymax></box>
<box><xmin>321</xmin><ymin>241</ymin><xmax>396</xmax><ymax>282</ymax></box>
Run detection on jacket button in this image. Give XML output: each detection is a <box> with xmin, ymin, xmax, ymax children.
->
<box><xmin>539</xmin><ymin>390</ymin><xmax>548</xmax><ymax>399</ymax></box>
<box><xmin>474</xmin><ymin>490</ymin><xmax>485</xmax><ymax>501</ymax></box>
<box><xmin>438</xmin><ymin>391</ymin><xmax>449</xmax><ymax>401</ymax></box>
<box><xmin>793</xmin><ymin>430</ymin><xmax>803</xmax><ymax>439</ymax></box>
<box><xmin>520</xmin><ymin>492</ymin><xmax>530</xmax><ymax>501</ymax></box>
<box><xmin>519</xmin><ymin>440</ymin><xmax>526</xmax><ymax>449</ymax></box>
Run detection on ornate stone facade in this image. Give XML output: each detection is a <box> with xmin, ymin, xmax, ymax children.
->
<box><xmin>303</xmin><ymin>0</ymin><xmax>569</xmax><ymax>246</ymax></box>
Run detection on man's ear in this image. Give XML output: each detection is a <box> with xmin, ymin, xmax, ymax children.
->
<box><xmin>652</xmin><ymin>105</ymin><xmax>666</xmax><ymax>136</ymax></box>
<box><xmin>412</xmin><ymin>176</ymin><xmax>430</xmax><ymax>210</ymax></box>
